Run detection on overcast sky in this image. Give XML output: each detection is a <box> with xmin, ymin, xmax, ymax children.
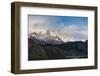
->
<box><xmin>28</xmin><ymin>15</ymin><xmax>88</xmax><ymax>42</ymax></box>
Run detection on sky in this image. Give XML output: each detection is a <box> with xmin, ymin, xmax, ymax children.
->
<box><xmin>28</xmin><ymin>15</ymin><xmax>88</xmax><ymax>42</ymax></box>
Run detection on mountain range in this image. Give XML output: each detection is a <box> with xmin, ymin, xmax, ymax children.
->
<box><xmin>28</xmin><ymin>31</ymin><xmax>64</xmax><ymax>45</ymax></box>
<box><xmin>28</xmin><ymin>32</ymin><xmax>88</xmax><ymax>60</ymax></box>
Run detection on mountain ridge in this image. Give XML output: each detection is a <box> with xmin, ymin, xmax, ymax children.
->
<box><xmin>28</xmin><ymin>31</ymin><xmax>64</xmax><ymax>45</ymax></box>
<box><xmin>28</xmin><ymin>34</ymin><xmax>88</xmax><ymax>60</ymax></box>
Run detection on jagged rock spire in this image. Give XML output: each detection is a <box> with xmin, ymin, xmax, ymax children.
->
<box><xmin>46</xmin><ymin>29</ymin><xmax>51</xmax><ymax>35</ymax></box>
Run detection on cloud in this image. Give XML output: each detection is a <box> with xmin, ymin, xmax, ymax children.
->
<box><xmin>28</xmin><ymin>15</ymin><xmax>88</xmax><ymax>42</ymax></box>
<box><xmin>57</xmin><ymin>24</ymin><xmax>88</xmax><ymax>42</ymax></box>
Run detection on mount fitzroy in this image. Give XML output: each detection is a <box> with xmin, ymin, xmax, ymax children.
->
<box><xmin>28</xmin><ymin>30</ymin><xmax>88</xmax><ymax>60</ymax></box>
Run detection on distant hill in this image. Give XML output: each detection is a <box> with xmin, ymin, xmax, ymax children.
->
<box><xmin>28</xmin><ymin>32</ymin><xmax>88</xmax><ymax>60</ymax></box>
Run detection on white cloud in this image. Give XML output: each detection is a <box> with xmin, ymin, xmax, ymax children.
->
<box><xmin>28</xmin><ymin>16</ymin><xmax>88</xmax><ymax>42</ymax></box>
<box><xmin>57</xmin><ymin>24</ymin><xmax>88</xmax><ymax>42</ymax></box>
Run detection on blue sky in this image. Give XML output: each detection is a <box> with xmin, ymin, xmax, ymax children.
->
<box><xmin>28</xmin><ymin>15</ymin><xmax>88</xmax><ymax>42</ymax></box>
<box><xmin>57</xmin><ymin>16</ymin><xmax>88</xmax><ymax>26</ymax></box>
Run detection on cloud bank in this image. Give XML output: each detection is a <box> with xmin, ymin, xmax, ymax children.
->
<box><xmin>28</xmin><ymin>15</ymin><xmax>88</xmax><ymax>42</ymax></box>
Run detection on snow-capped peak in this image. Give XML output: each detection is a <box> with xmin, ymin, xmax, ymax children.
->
<box><xmin>28</xmin><ymin>30</ymin><xmax>64</xmax><ymax>44</ymax></box>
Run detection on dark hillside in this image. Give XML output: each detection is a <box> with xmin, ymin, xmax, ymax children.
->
<box><xmin>28</xmin><ymin>38</ymin><xmax>88</xmax><ymax>60</ymax></box>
